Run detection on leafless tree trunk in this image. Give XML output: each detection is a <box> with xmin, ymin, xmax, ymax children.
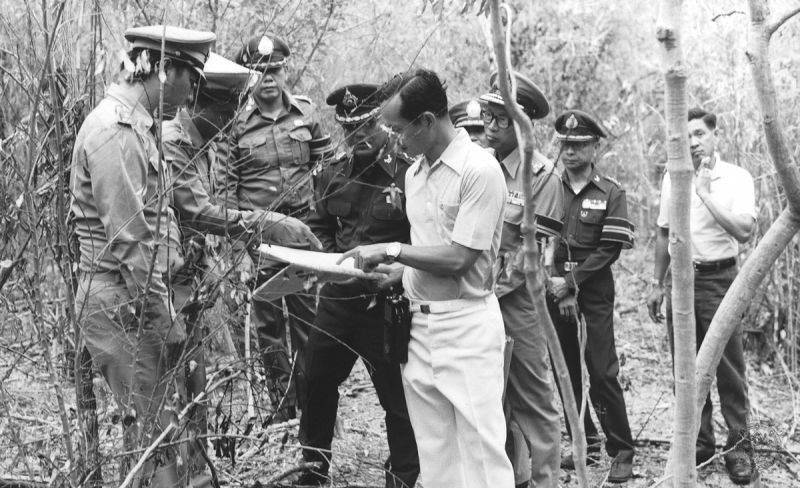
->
<box><xmin>656</xmin><ymin>0</ymin><xmax>696</xmax><ymax>485</ymax></box>
<box><xmin>693</xmin><ymin>0</ymin><xmax>800</xmax><ymax>445</ymax></box>
<box><xmin>487</xmin><ymin>2</ymin><xmax>589</xmax><ymax>487</ymax></box>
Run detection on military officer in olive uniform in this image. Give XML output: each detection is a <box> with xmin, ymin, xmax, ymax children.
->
<box><xmin>449</xmin><ymin>99</ymin><xmax>487</xmax><ymax>147</ymax></box>
<box><xmin>547</xmin><ymin>110</ymin><xmax>635</xmax><ymax>483</ymax></box>
<box><xmin>216</xmin><ymin>34</ymin><xmax>331</xmax><ymax>419</ymax></box>
<box><xmin>70</xmin><ymin>25</ymin><xmax>214</xmax><ymax>488</ymax></box>
<box><xmin>480</xmin><ymin>72</ymin><xmax>563</xmax><ymax>488</ymax></box>
<box><xmin>162</xmin><ymin>52</ymin><xmax>320</xmax><ymax>477</ymax></box>
<box><xmin>296</xmin><ymin>84</ymin><xmax>419</xmax><ymax>487</ymax></box>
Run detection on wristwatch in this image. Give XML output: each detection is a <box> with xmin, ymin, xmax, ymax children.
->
<box><xmin>385</xmin><ymin>242</ymin><xmax>402</xmax><ymax>264</ymax></box>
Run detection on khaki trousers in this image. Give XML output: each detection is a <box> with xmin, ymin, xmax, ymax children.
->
<box><xmin>401</xmin><ymin>294</ymin><xmax>514</xmax><ymax>488</ymax></box>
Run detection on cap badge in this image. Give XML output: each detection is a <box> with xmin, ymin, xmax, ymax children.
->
<box><xmin>566</xmin><ymin>114</ymin><xmax>579</xmax><ymax>130</ymax></box>
<box><xmin>342</xmin><ymin>88</ymin><xmax>358</xmax><ymax>110</ymax></box>
<box><xmin>257</xmin><ymin>36</ymin><xmax>274</xmax><ymax>56</ymax></box>
<box><xmin>466</xmin><ymin>100</ymin><xmax>481</xmax><ymax>118</ymax></box>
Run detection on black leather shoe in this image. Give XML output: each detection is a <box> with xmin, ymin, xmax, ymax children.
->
<box><xmin>724</xmin><ymin>450</ymin><xmax>756</xmax><ymax>485</ymax></box>
<box><xmin>560</xmin><ymin>451</ymin><xmax>601</xmax><ymax>469</ymax></box>
<box><xmin>607</xmin><ymin>449</ymin><xmax>634</xmax><ymax>484</ymax></box>
<box><xmin>292</xmin><ymin>469</ymin><xmax>328</xmax><ymax>487</ymax></box>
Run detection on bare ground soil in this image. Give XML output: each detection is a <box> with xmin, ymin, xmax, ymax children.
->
<box><xmin>2</xmin><ymin>248</ymin><xmax>799</xmax><ymax>487</ymax></box>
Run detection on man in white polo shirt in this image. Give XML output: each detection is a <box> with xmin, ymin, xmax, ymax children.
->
<box><xmin>342</xmin><ymin>69</ymin><xmax>514</xmax><ymax>488</ymax></box>
<box><xmin>647</xmin><ymin>107</ymin><xmax>757</xmax><ymax>484</ymax></box>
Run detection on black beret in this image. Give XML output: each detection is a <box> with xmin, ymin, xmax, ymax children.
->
<box><xmin>554</xmin><ymin>110</ymin><xmax>607</xmax><ymax>141</ymax></box>
<box><xmin>236</xmin><ymin>34</ymin><xmax>290</xmax><ymax>71</ymax></box>
<box><xmin>326</xmin><ymin>84</ymin><xmax>383</xmax><ymax>126</ymax></box>
<box><xmin>479</xmin><ymin>71</ymin><xmax>550</xmax><ymax>120</ymax></box>
<box><xmin>449</xmin><ymin>99</ymin><xmax>483</xmax><ymax>128</ymax></box>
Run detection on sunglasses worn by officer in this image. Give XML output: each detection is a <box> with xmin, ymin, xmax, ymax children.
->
<box><xmin>481</xmin><ymin>109</ymin><xmax>511</xmax><ymax>129</ymax></box>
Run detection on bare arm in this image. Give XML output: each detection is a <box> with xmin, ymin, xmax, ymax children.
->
<box><xmin>340</xmin><ymin>242</ymin><xmax>481</xmax><ymax>277</ymax></box>
<box><xmin>647</xmin><ymin>225</ymin><xmax>671</xmax><ymax>323</ymax></box>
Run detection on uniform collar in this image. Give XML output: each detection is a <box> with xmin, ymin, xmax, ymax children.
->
<box><xmin>562</xmin><ymin>165</ymin><xmax>610</xmax><ymax>194</ymax></box>
<box><xmin>501</xmin><ymin>147</ymin><xmax>549</xmax><ymax>179</ymax></box>
<box><xmin>177</xmin><ymin>109</ymin><xmax>204</xmax><ymax>149</ymax></box>
<box><xmin>252</xmin><ymin>89</ymin><xmax>308</xmax><ymax>118</ymax></box>
<box><xmin>501</xmin><ymin>147</ymin><xmax>521</xmax><ymax>178</ymax></box>
<box><xmin>106</xmin><ymin>83</ymin><xmax>154</xmax><ymax>131</ymax></box>
<box><xmin>416</xmin><ymin>128</ymin><xmax>471</xmax><ymax>175</ymax></box>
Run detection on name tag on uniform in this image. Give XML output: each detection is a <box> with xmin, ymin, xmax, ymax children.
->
<box><xmin>582</xmin><ymin>199</ymin><xmax>607</xmax><ymax>210</ymax></box>
<box><xmin>507</xmin><ymin>190</ymin><xmax>524</xmax><ymax>206</ymax></box>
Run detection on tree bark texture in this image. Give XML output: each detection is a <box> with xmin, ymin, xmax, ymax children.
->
<box><xmin>488</xmin><ymin>2</ymin><xmax>589</xmax><ymax>487</ymax></box>
<box><xmin>657</xmin><ymin>0</ymin><xmax>696</xmax><ymax>485</ymax></box>
<box><xmin>694</xmin><ymin>0</ymin><xmax>800</xmax><ymax>438</ymax></box>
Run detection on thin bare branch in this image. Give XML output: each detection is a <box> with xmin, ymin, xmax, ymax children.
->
<box><xmin>767</xmin><ymin>4</ymin><xmax>800</xmax><ymax>37</ymax></box>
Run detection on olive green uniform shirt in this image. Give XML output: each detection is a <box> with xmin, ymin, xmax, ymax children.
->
<box><xmin>69</xmin><ymin>83</ymin><xmax>182</xmax><ymax>302</ymax></box>
<box><xmin>215</xmin><ymin>91</ymin><xmax>325</xmax><ymax>213</ymax></box>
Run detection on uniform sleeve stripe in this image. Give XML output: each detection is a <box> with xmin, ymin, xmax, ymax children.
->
<box><xmin>604</xmin><ymin>217</ymin><xmax>634</xmax><ymax>229</ymax></box>
<box><xmin>601</xmin><ymin>236</ymin><xmax>634</xmax><ymax>249</ymax></box>
<box><xmin>535</xmin><ymin>214</ymin><xmax>563</xmax><ymax>237</ymax></box>
<box><xmin>602</xmin><ymin>229</ymin><xmax>634</xmax><ymax>239</ymax></box>
<box><xmin>603</xmin><ymin>224</ymin><xmax>634</xmax><ymax>234</ymax></box>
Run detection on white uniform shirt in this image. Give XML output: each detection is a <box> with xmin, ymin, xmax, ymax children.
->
<box><xmin>656</xmin><ymin>155</ymin><xmax>756</xmax><ymax>261</ymax></box>
<box><xmin>403</xmin><ymin>129</ymin><xmax>507</xmax><ymax>301</ymax></box>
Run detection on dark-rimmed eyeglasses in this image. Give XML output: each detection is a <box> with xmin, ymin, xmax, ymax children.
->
<box><xmin>481</xmin><ymin>110</ymin><xmax>511</xmax><ymax>129</ymax></box>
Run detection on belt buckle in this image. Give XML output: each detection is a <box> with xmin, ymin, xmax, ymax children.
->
<box><xmin>564</xmin><ymin>261</ymin><xmax>578</xmax><ymax>272</ymax></box>
<box><xmin>420</xmin><ymin>304</ymin><xmax>431</xmax><ymax>314</ymax></box>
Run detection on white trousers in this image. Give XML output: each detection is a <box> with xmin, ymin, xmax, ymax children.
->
<box><xmin>401</xmin><ymin>294</ymin><xmax>514</xmax><ymax>488</ymax></box>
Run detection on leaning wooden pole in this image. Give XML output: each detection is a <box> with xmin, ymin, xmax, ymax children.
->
<box><xmin>694</xmin><ymin>0</ymin><xmax>800</xmax><ymax>435</ymax></box>
<box><xmin>487</xmin><ymin>2</ymin><xmax>589</xmax><ymax>487</ymax></box>
<box><xmin>656</xmin><ymin>0</ymin><xmax>696</xmax><ymax>485</ymax></box>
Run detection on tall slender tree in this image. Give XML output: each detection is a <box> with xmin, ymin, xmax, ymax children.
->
<box><xmin>656</xmin><ymin>0</ymin><xmax>696</xmax><ymax>485</ymax></box>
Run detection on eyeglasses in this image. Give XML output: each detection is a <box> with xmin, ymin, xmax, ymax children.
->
<box><xmin>481</xmin><ymin>110</ymin><xmax>511</xmax><ymax>129</ymax></box>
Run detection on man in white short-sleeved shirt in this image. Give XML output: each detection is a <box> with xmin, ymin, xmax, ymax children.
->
<box><xmin>343</xmin><ymin>69</ymin><xmax>513</xmax><ymax>488</ymax></box>
<box><xmin>647</xmin><ymin>108</ymin><xmax>757</xmax><ymax>484</ymax></box>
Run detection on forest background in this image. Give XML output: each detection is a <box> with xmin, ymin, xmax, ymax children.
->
<box><xmin>2</xmin><ymin>0</ymin><xmax>800</xmax><ymax>486</ymax></box>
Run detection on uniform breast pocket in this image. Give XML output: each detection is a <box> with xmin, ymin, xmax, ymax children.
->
<box><xmin>326</xmin><ymin>198</ymin><xmax>351</xmax><ymax>217</ymax></box>
<box><xmin>372</xmin><ymin>201</ymin><xmax>404</xmax><ymax>221</ymax></box>
<box><xmin>437</xmin><ymin>202</ymin><xmax>460</xmax><ymax>242</ymax></box>
<box><xmin>239</xmin><ymin>131</ymin><xmax>271</xmax><ymax>165</ymax></box>
<box><xmin>287</xmin><ymin>126</ymin><xmax>312</xmax><ymax>165</ymax></box>
<box><xmin>577</xmin><ymin>210</ymin><xmax>604</xmax><ymax>245</ymax></box>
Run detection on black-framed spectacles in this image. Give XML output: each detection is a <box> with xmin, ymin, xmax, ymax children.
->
<box><xmin>481</xmin><ymin>110</ymin><xmax>511</xmax><ymax>129</ymax></box>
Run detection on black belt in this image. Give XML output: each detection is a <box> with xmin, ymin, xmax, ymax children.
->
<box><xmin>555</xmin><ymin>260</ymin><xmax>584</xmax><ymax>273</ymax></box>
<box><xmin>78</xmin><ymin>269</ymin><xmax>125</xmax><ymax>284</ymax></box>
<box><xmin>693</xmin><ymin>257</ymin><xmax>736</xmax><ymax>273</ymax></box>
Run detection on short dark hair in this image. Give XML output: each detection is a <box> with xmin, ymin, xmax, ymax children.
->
<box><xmin>688</xmin><ymin>107</ymin><xmax>717</xmax><ymax>130</ymax></box>
<box><xmin>381</xmin><ymin>69</ymin><xmax>448</xmax><ymax>121</ymax></box>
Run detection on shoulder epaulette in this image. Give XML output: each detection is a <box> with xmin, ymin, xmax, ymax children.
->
<box><xmin>602</xmin><ymin>174</ymin><xmax>622</xmax><ymax>188</ymax></box>
<box><xmin>115</xmin><ymin>105</ymin><xmax>133</xmax><ymax>126</ymax></box>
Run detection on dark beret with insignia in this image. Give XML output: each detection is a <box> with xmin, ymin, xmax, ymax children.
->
<box><xmin>199</xmin><ymin>53</ymin><xmax>258</xmax><ymax>103</ymax></box>
<box><xmin>236</xmin><ymin>34</ymin><xmax>290</xmax><ymax>72</ymax></box>
<box><xmin>326</xmin><ymin>84</ymin><xmax>383</xmax><ymax>127</ymax></box>
<box><xmin>124</xmin><ymin>25</ymin><xmax>216</xmax><ymax>75</ymax></box>
<box><xmin>554</xmin><ymin>110</ymin><xmax>607</xmax><ymax>141</ymax></box>
<box><xmin>449</xmin><ymin>99</ymin><xmax>483</xmax><ymax>128</ymax></box>
<box><xmin>479</xmin><ymin>71</ymin><xmax>550</xmax><ymax>120</ymax></box>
